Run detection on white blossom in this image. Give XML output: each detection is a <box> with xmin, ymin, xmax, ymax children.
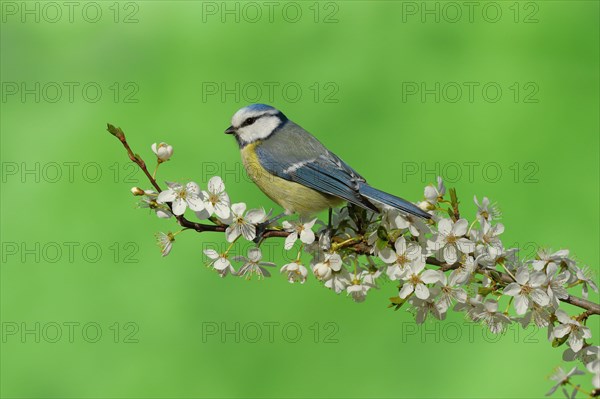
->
<box><xmin>503</xmin><ymin>266</ymin><xmax>550</xmax><ymax>315</ymax></box>
<box><xmin>531</xmin><ymin>249</ymin><xmax>573</xmax><ymax>272</ymax></box>
<box><xmin>546</xmin><ymin>263</ymin><xmax>570</xmax><ymax>309</ymax></box>
<box><xmin>151</xmin><ymin>142</ymin><xmax>173</xmax><ymax>162</ymax></box>
<box><xmin>584</xmin><ymin>346</ymin><xmax>600</xmax><ymax>389</ymax></box>
<box><xmin>423</xmin><ymin>176</ymin><xmax>446</xmax><ymax>207</ymax></box>
<box><xmin>545</xmin><ymin>367</ymin><xmax>585</xmax><ymax>396</ymax></box>
<box><xmin>282</xmin><ymin>218</ymin><xmax>317</xmax><ymax>250</ymax></box>
<box><xmin>155</xmin><ymin>232</ymin><xmax>174</xmax><ymax>257</ymax></box>
<box><xmin>436</xmin><ymin>271</ymin><xmax>467</xmax><ymax>312</ymax></box>
<box><xmin>324</xmin><ymin>268</ymin><xmax>352</xmax><ymax>294</ymax></box>
<box><xmin>477</xmin><ymin>245</ymin><xmax>521</xmax><ymax>273</ymax></box>
<box><xmin>429</xmin><ymin>218</ymin><xmax>474</xmax><ymax>264</ymax></box>
<box><xmin>472</xmin><ymin>299</ymin><xmax>512</xmax><ymax>334</ymax></box>
<box><xmin>384</xmin><ymin>210</ymin><xmax>429</xmax><ymax>237</ymax></box>
<box><xmin>573</xmin><ymin>265</ymin><xmax>599</xmax><ymax>300</ymax></box>
<box><xmin>225</xmin><ymin>203</ymin><xmax>266</xmax><ymax>242</ymax></box>
<box><xmin>563</xmin><ymin>345</ymin><xmax>599</xmax><ymax>364</ymax></box>
<box><xmin>234</xmin><ymin>248</ymin><xmax>275</xmax><ymax>279</ymax></box>
<box><xmin>517</xmin><ymin>304</ymin><xmax>552</xmax><ymax>329</ymax></box>
<box><xmin>280</xmin><ymin>260</ymin><xmax>308</xmax><ymax>284</ymax></box>
<box><xmin>469</xmin><ymin>219</ymin><xmax>504</xmax><ymax>248</ymax></box>
<box><xmin>157</xmin><ymin>181</ymin><xmax>205</xmax><ymax>216</ymax></box>
<box><xmin>313</xmin><ymin>253</ymin><xmax>342</xmax><ymax>281</ymax></box>
<box><xmin>449</xmin><ymin>255</ymin><xmax>477</xmax><ymax>284</ymax></box>
<box><xmin>347</xmin><ymin>269</ymin><xmax>381</xmax><ymax>303</ymax></box>
<box><xmin>473</xmin><ymin>195</ymin><xmax>501</xmax><ymax>222</ymax></box>
<box><xmin>398</xmin><ymin>259</ymin><xmax>441</xmax><ymax>300</ymax></box>
<box><xmin>552</xmin><ymin>309</ymin><xmax>592</xmax><ymax>353</ymax></box>
<box><xmin>139</xmin><ymin>196</ymin><xmax>173</xmax><ymax>219</ymax></box>
<box><xmin>204</xmin><ymin>249</ymin><xmax>235</xmax><ymax>277</ymax></box>
<box><xmin>379</xmin><ymin>236</ymin><xmax>422</xmax><ymax>280</ymax></box>
<box><xmin>200</xmin><ymin>176</ymin><xmax>230</xmax><ymax>219</ymax></box>
<box><xmin>454</xmin><ymin>297</ymin><xmax>483</xmax><ymax>322</ymax></box>
<box><xmin>408</xmin><ymin>287</ymin><xmax>446</xmax><ymax>324</ymax></box>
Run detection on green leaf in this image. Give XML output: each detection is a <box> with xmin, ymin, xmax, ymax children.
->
<box><xmin>489</xmin><ymin>271</ymin><xmax>504</xmax><ymax>283</ymax></box>
<box><xmin>552</xmin><ymin>334</ymin><xmax>568</xmax><ymax>348</ymax></box>
<box><xmin>450</xmin><ymin>187</ymin><xmax>458</xmax><ymax>206</ymax></box>
<box><xmin>388</xmin><ymin>296</ymin><xmax>407</xmax><ymax>311</ymax></box>
<box><xmin>377</xmin><ymin>226</ymin><xmax>388</xmax><ymax>241</ymax></box>
<box><xmin>106</xmin><ymin>123</ymin><xmax>125</xmax><ymax>140</ymax></box>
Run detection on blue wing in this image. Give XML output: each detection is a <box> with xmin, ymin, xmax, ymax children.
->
<box><xmin>255</xmin><ymin>121</ymin><xmax>378</xmax><ymax>211</ymax></box>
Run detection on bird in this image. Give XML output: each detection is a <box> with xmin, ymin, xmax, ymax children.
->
<box><xmin>224</xmin><ymin>104</ymin><xmax>431</xmax><ymax>221</ymax></box>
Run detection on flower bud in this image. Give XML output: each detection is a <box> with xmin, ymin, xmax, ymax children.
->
<box><xmin>417</xmin><ymin>201</ymin><xmax>434</xmax><ymax>211</ymax></box>
<box><xmin>131</xmin><ymin>187</ymin><xmax>145</xmax><ymax>196</ymax></box>
<box><xmin>151</xmin><ymin>142</ymin><xmax>173</xmax><ymax>162</ymax></box>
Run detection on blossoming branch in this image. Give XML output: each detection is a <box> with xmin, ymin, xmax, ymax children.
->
<box><xmin>107</xmin><ymin>124</ymin><xmax>599</xmax><ymax>398</ymax></box>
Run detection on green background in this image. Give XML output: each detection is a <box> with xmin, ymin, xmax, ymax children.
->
<box><xmin>1</xmin><ymin>1</ymin><xmax>599</xmax><ymax>398</ymax></box>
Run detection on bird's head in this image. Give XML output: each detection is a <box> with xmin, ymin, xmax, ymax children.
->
<box><xmin>225</xmin><ymin>104</ymin><xmax>288</xmax><ymax>146</ymax></box>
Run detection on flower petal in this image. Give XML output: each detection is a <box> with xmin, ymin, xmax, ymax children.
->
<box><xmin>186</xmin><ymin>182</ymin><xmax>201</xmax><ymax>195</ymax></box>
<box><xmin>399</xmin><ymin>283</ymin><xmax>414</xmax><ymax>299</ymax></box>
<box><xmin>172</xmin><ymin>198</ymin><xmax>187</xmax><ymax>215</ymax></box>
<box><xmin>214</xmin><ymin>202</ymin><xmax>231</xmax><ymax>219</ymax></box>
<box><xmin>394</xmin><ymin>237</ymin><xmax>407</xmax><ymax>255</ymax></box>
<box><xmin>553</xmin><ymin>324</ymin><xmax>571</xmax><ymax>339</ymax></box>
<box><xmin>328</xmin><ymin>254</ymin><xmax>342</xmax><ymax>271</ymax></box>
<box><xmin>414</xmin><ymin>283</ymin><xmax>430</xmax><ymax>299</ymax></box>
<box><xmin>454</xmin><ymin>288</ymin><xmax>467</xmax><ymax>303</ymax></box>
<box><xmin>530</xmin><ymin>289</ymin><xmax>550</xmax><ymax>306</ymax></box>
<box><xmin>569</xmin><ymin>334</ymin><xmax>584</xmax><ymax>352</ymax></box>
<box><xmin>443</xmin><ymin>244</ymin><xmax>458</xmax><ymax>264</ymax></box>
<box><xmin>157</xmin><ymin>189</ymin><xmax>176</xmax><ymax>203</ymax></box>
<box><xmin>503</xmin><ymin>282</ymin><xmax>521</xmax><ymax>296</ymax></box>
<box><xmin>515</xmin><ymin>267</ymin><xmax>530</xmax><ymax>285</ymax></box>
<box><xmin>214</xmin><ymin>257</ymin><xmax>230</xmax><ymax>271</ymax></box>
<box><xmin>456</xmin><ymin>238</ymin><xmax>474</xmax><ymax>254</ymax></box>
<box><xmin>248</xmin><ymin>248</ymin><xmax>262</xmax><ymax>262</ymax></box>
<box><xmin>438</xmin><ymin>218</ymin><xmax>452</xmax><ymax>236</ymax></box>
<box><xmin>203</xmin><ymin>249</ymin><xmax>219</xmax><ymax>259</ymax></box>
<box><xmin>231</xmin><ymin>202</ymin><xmax>246</xmax><ymax>216</ymax></box>
<box><xmin>554</xmin><ymin>309</ymin><xmax>572</xmax><ymax>325</ymax></box>
<box><xmin>284</xmin><ymin>232</ymin><xmax>298</xmax><ymax>250</ymax></box>
<box><xmin>421</xmin><ymin>269</ymin><xmax>441</xmax><ymax>284</ymax></box>
<box><xmin>299</xmin><ymin>229</ymin><xmax>315</xmax><ymax>245</ymax></box>
<box><xmin>529</xmin><ymin>271</ymin><xmax>547</xmax><ymax>287</ymax></box>
<box><xmin>514</xmin><ymin>294</ymin><xmax>530</xmax><ymax>315</ymax></box>
<box><xmin>186</xmin><ymin>195</ymin><xmax>205</xmax><ymax>212</ymax></box>
<box><xmin>225</xmin><ymin>225</ymin><xmax>240</xmax><ymax>243</ymax></box>
<box><xmin>484</xmin><ymin>300</ymin><xmax>499</xmax><ymax>313</ymax></box>
<box><xmin>410</xmin><ymin>258</ymin><xmax>425</xmax><ymax>274</ymax></box>
<box><xmin>453</xmin><ymin>219</ymin><xmax>468</xmax><ymax>236</ymax></box>
<box><xmin>208</xmin><ymin>176</ymin><xmax>224</xmax><ymax>194</ymax></box>
<box><xmin>240</xmin><ymin>224</ymin><xmax>256</xmax><ymax>241</ymax></box>
<box><xmin>246</xmin><ymin>208</ymin><xmax>266</xmax><ymax>224</ymax></box>
<box><xmin>378</xmin><ymin>247</ymin><xmax>396</xmax><ymax>264</ymax></box>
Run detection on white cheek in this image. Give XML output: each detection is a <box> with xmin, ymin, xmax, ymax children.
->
<box><xmin>238</xmin><ymin>117</ymin><xmax>280</xmax><ymax>143</ymax></box>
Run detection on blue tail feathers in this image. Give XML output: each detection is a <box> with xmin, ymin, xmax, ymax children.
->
<box><xmin>359</xmin><ymin>182</ymin><xmax>431</xmax><ymax>219</ymax></box>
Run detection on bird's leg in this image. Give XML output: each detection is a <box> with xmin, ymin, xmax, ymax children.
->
<box><xmin>323</xmin><ymin>207</ymin><xmax>334</xmax><ymax>242</ymax></box>
<box><xmin>254</xmin><ymin>213</ymin><xmax>286</xmax><ymax>244</ymax></box>
<box><xmin>265</xmin><ymin>212</ymin><xmax>285</xmax><ymax>227</ymax></box>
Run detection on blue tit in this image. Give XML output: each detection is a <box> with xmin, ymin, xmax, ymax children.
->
<box><xmin>224</xmin><ymin>104</ymin><xmax>431</xmax><ymax>219</ymax></box>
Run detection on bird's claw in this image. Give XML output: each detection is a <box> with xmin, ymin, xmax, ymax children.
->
<box><xmin>253</xmin><ymin>221</ymin><xmax>271</xmax><ymax>244</ymax></box>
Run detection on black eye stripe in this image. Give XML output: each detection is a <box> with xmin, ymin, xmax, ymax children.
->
<box><xmin>241</xmin><ymin>116</ymin><xmax>258</xmax><ymax>127</ymax></box>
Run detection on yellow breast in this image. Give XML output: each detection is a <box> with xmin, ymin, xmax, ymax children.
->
<box><xmin>240</xmin><ymin>142</ymin><xmax>343</xmax><ymax>216</ymax></box>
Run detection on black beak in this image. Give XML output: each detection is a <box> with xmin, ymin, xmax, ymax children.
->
<box><xmin>224</xmin><ymin>126</ymin><xmax>236</xmax><ymax>135</ymax></box>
